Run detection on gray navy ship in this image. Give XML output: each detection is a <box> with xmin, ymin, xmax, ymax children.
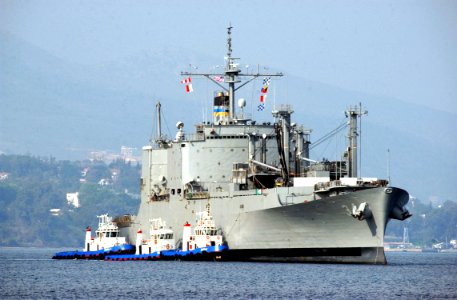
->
<box><xmin>118</xmin><ymin>27</ymin><xmax>411</xmax><ymax>264</ymax></box>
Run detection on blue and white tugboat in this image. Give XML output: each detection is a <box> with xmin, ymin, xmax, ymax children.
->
<box><xmin>105</xmin><ymin>218</ymin><xmax>176</xmax><ymax>261</ymax></box>
<box><xmin>174</xmin><ymin>204</ymin><xmax>228</xmax><ymax>260</ymax></box>
<box><xmin>52</xmin><ymin>214</ymin><xmax>135</xmax><ymax>259</ymax></box>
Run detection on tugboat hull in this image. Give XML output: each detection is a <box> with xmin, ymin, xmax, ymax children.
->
<box><xmin>52</xmin><ymin>244</ymin><xmax>135</xmax><ymax>260</ymax></box>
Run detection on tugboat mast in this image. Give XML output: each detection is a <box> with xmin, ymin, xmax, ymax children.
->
<box><xmin>181</xmin><ymin>25</ymin><xmax>283</xmax><ymax>123</ymax></box>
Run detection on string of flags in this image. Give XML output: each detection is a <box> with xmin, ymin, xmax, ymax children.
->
<box><xmin>180</xmin><ymin>77</ymin><xmax>193</xmax><ymax>93</ymax></box>
<box><xmin>180</xmin><ymin>75</ymin><xmax>272</xmax><ymax>107</ymax></box>
<box><xmin>258</xmin><ymin>77</ymin><xmax>271</xmax><ymax>111</ymax></box>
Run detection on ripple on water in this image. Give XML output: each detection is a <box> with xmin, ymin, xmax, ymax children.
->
<box><xmin>1</xmin><ymin>248</ymin><xmax>456</xmax><ymax>299</ymax></box>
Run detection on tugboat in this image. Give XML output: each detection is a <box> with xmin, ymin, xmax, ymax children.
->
<box><xmin>105</xmin><ymin>218</ymin><xmax>176</xmax><ymax>261</ymax></box>
<box><xmin>52</xmin><ymin>214</ymin><xmax>135</xmax><ymax>259</ymax></box>
<box><xmin>137</xmin><ymin>218</ymin><xmax>175</xmax><ymax>254</ymax></box>
<box><xmin>176</xmin><ymin>204</ymin><xmax>227</xmax><ymax>260</ymax></box>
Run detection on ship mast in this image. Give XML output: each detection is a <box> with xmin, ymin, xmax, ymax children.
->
<box><xmin>153</xmin><ymin>100</ymin><xmax>167</xmax><ymax>146</ymax></box>
<box><xmin>181</xmin><ymin>26</ymin><xmax>283</xmax><ymax>123</ymax></box>
<box><xmin>156</xmin><ymin>101</ymin><xmax>162</xmax><ymax>141</ymax></box>
<box><xmin>345</xmin><ymin>104</ymin><xmax>367</xmax><ymax>178</ymax></box>
<box><xmin>225</xmin><ymin>25</ymin><xmax>238</xmax><ymax>120</ymax></box>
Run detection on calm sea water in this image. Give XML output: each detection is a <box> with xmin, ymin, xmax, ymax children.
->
<box><xmin>1</xmin><ymin>247</ymin><xmax>456</xmax><ymax>299</ymax></box>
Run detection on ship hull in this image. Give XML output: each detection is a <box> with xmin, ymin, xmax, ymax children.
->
<box><xmin>131</xmin><ymin>186</ymin><xmax>409</xmax><ymax>264</ymax></box>
<box><xmin>220</xmin><ymin>247</ymin><xmax>385</xmax><ymax>264</ymax></box>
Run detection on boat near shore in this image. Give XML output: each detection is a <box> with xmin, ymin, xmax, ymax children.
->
<box><xmin>52</xmin><ymin>214</ymin><xmax>135</xmax><ymax>259</ymax></box>
<box><xmin>384</xmin><ymin>244</ymin><xmax>423</xmax><ymax>253</ymax></box>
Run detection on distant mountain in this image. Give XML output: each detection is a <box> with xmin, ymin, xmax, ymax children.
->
<box><xmin>0</xmin><ymin>32</ymin><xmax>216</xmax><ymax>158</ymax></box>
<box><xmin>1</xmin><ymin>31</ymin><xmax>456</xmax><ymax>203</ymax></box>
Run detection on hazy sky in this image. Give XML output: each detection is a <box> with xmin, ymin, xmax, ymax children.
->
<box><xmin>1</xmin><ymin>0</ymin><xmax>457</xmax><ymax>114</ymax></box>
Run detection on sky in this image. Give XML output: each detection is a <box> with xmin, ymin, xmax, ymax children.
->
<box><xmin>1</xmin><ymin>0</ymin><xmax>457</xmax><ymax>203</ymax></box>
<box><xmin>1</xmin><ymin>0</ymin><xmax>457</xmax><ymax>114</ymax></box>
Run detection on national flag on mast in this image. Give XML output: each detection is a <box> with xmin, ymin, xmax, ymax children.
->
<box><xmin>213</xmin><ymin>75</ymin><xmax>224</xmax><ymax>83</ymax></box>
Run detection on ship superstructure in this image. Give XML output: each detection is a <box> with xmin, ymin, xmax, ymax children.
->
<box><xmin>128</xmin><ymin>27</ymin><xmax>411</xmax><ymax>264</ymax></box>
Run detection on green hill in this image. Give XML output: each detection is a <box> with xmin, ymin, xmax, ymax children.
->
<box><xmin>386</xmin><ymin>199</ymin><xmax>457</xmax><ymax>247</ymax></box>
<box><xmin>0</xmin><ymin>154</ymin><xmax>140</xmax><ymax>247</ymax></box>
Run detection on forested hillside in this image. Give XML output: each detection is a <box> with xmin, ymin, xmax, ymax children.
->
<box><xmin>386</xmin><ymin>199</ymin><xmax>457</xmax><ymax>247</ymax></box>
<box><xmin>0</xmin><ymin>154</ymin><xmax>140</xmax><ymax>247</ymax></box>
